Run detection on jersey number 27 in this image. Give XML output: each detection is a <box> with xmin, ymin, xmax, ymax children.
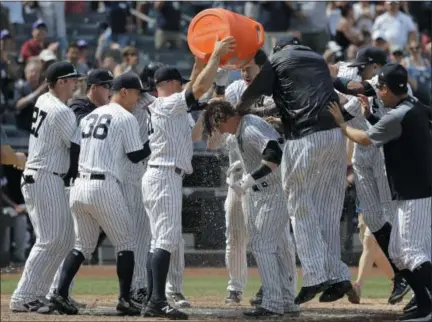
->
<box><xmin>82</xmin><ymin>114</ymin><xmax>112</xmax><ymax>140</ymax></box>
<box><xmin>30</xmin><ymin>107</ymin><xmax>47</xmax><ymax>138</ymax></box>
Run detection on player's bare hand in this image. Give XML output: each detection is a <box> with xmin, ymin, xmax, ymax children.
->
<box><xmin>328</xmin><ymin>101</ymin><xmax>345</xmax><ymax>126</ymax></box>
<box><xmin>338</xmin><ymin>93</ymin><xmax>348</xmax><ymax>105</ymax></box>
<box><xmin>358</xmin><ymin>94</ymin><xmax>371</xmax><ymax>117</ymax></box>
<box><xmin>213</xmin><ymin>36</ymin><xmax>237</xmax><ymax>57</ymax></box>
<box><xmin>14</xmin><ymin>152</ymin><xmax>27</xmax><ymax>170</ymax></box>
<box><xmin>14</xmin><ymin>205</ymin><xmax>25</xmax><ymax>214</ymax></box>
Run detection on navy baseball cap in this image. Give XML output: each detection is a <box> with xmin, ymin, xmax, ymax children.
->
<box><xmin>32</xmin><ymin>19</ymin><xmax>47</xmax><ymax>30</ymax></box>
<box><xmin>87</xmin><ymin>69</ymin><xmax>114</xmax><ymax>85</ymax></box>
<box><xmin>112</xmin><ymin>72</ymin><xmax>146</xmax><ymax>92</ymax></box>
<box><xmin>45</xmin><ymin>61</ymin><xmax>83</xmax><ymax>82</ymax></box>
<box><xmin>154</xmin><ymin>66</ymin><xmax>189</xmax><ymax>85</ymax></box>
<box><xmin>377</xmin><ymin>63</ymin><xmax>408</xmax><ymax>94</ymax></box>
<box><xmin>0</xmin><ymin>29</ymin><xmax>11</xmax><ymax>40</ymax></box>
<box><xmin>348</xmin><ymin>46</ymin><xmax>387</xmax><ymax>68</ymax></box>
<box><xmin>273</xmin><ymin>35</ymin><xmax>301</xmax><ymax>53</ymax></box>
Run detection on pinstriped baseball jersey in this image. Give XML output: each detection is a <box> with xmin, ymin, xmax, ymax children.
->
<box><xmin>25</xmin><ymin>92</ymin><xmax>77</xmax><ymax>173</ymax></box>
<box><xmin>77</xmin><ymin>102</ymin><xmax>143</xmax><ymax>182</ymax></box>
<box><xmin>225</xmin><ymin>79</ymin><xmax>275</xmax><ymax>111</ymax></box>
<box><xmin>236</xmin><ymin>114</ymin><xmax>282</xmax><ymax>187</ymax></box>
<box><xmin>147</xmin><ymin>90</ymin><xmax>193</xmax><ymax>174</ymax></box>
<box><xmin>122</xmin><ymin>95</ymin><xmax>154</xmax><ymax>183</ymax></box>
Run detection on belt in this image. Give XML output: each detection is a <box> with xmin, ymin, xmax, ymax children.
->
<box><xmin>27</xmin><ymin>167</ymin><xmax>66</xmax><ymax>177</ymax></box>
<box><xmin>77</xmin><ymin>173</ymin><xmax>106</xmax><ymax>180</ymax></box>
<box><xmin>149</xmin><ymin>165</ymin><xmax>185</xmax><ymax>177</ymax></box>
<box><xmin>252</xmin><ymin>181</ymin><xmax>268</xmax><ymax>192</ymax></box>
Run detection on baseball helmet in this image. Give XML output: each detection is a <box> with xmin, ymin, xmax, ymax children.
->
<box><xmin>140</xmin><ymin>61</ymin><xmax>166</xmax><ymax>91</ymax></box>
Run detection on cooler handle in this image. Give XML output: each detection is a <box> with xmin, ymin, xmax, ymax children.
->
<box><xmin>255</xmin><ymin>23</ymin><xmax>265</xmax><ymax>47</ymax></box>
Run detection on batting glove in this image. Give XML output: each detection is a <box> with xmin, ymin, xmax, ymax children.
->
<box><xmin>226</xmin><ymin>160</ymin><xmax>243</xmax><ymax>177</ymax></box>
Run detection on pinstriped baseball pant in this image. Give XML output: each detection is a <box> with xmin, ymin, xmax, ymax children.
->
<box><xmin>70</xmin><ymin>177</ymin><xmax>136</xmax><ymax>258</ymax></box>
<box><xmin>244</xmin><ymin>186</ymin><xmax>296</xmax><ymax>314</ymax></box>
<box><xmin>11</xmin><ymin>170</ymin><xmax>74</xmax><ymax>305</ymax></box>
<box><xmin>282</xmin><ymin>129</ymin><xmax>351</xmax><ymax>287</ymax></box>
<box><xmin>352</xmin><ymin>144</ymin><xmax>395</xmax><ymax>232</ymax></box>
<box><xmin>122</xmin><ymin>181</ymin><xmax>151</xmax><ymax>290</ymax></box>
<box><xmin>389</xmin><ymin>197</ymin><xmax>431</xmax><ymax>271</ymax></box>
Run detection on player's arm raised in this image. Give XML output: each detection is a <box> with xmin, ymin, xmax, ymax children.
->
<box><xmin>189</xmin><ymin>36</ymin><xmax>237</xmax><ymax>104</ymax></box>
<box><xmin>122</xmin><ymin>115</ymin><xmax>150</xmax><ymax>163</ymax></box>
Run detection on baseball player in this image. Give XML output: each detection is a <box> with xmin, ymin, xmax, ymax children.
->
<box><xmin>237</xmin><ymin>36</ymin><xmax>358</xmax><ymax>304</ymax></box>
<box><xmin>139</xmin><ymin>62</ymin><xmax>191</xmax><ymax>309</ymax></box>
<box><xmin>202</xmin><ymin>100</ymin><xmax>296</xmax><ymax>317</ymax></box>
<box><xmin>124</xmin><ymin>92</ymin><xmax>153</xmax><ymax>308</ymax></box>
<box><xmin>47</xmin><ymin>68</ymin><xmax>114</xmax><ymax>309</ymax></box>
<box><xmin>329</xmin><ymin>63</ymin><xmax>432</xmax><ymax>322</ymax></box>
<box><xmin>10</xmin><ymin>62</ymin><xmax>81</xmax><ymax>313</ymax></box>
<box><xmin>219</xmin><ymin>51</ymin><xmax>296</xmax><ymax>308</ymax></box>
<box><xmin>49</xmin><ymin>73</ymin><xmax>150</xmax><ymax>316</ymax></box>
<box><xmin>334</xmin><ymin>47</ymin><xmax>411</xmax><ymax>305</ymax></box>
<box><xmin>142</xmin><ymin>36</ymin><xmax>236</xmax><ymax>319</ymax></box>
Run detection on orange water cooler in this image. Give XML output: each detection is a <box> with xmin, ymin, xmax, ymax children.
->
<box><xmin>187</xmin><ymin>8</ymin><xmax>265</xmax><ymax>70</ymax></box>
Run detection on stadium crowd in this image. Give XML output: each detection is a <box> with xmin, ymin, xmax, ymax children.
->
<box><xmin>0</xmin><ymin>0</ymin><xmax>431</xmax><ymax>289</ymax></box>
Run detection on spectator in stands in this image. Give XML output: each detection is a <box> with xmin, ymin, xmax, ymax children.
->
<box><xmin>36</xmin><ymin>1</ymin><xmax>67</xmax><ymax>58</ymax></box>
<box><xmin>154</xmin><ymin>1</ymin><xmax>182</xmax><ymax>50</ymax></box>
<box><xmin>13</xmin><ymin>60</ymin><xmax>47</xmax><ymax>132</ymax></box>
<box><xmin>334</xmin><ymin>3</ymin><xmax>363</xmax><ymax>55</ymax></box>
<box><xmin>0</xmin><ymin>3</ymin><xmax>11</xmax><ymax>33</ymax></box>
<box><xmin>39</xmin><ymin>48</ymin><xmax>58</xmax><ymax>73</ymax></box>
<box><xmin>291</xmin><ymin>2</ymin><xmax>329</xmax><ymax>54</ymax></box>
<box><xmin>372</xmin><ymin>1</ymin><xmax>417</xmax><ymax>49</ymax></box>
<box><xmin>77</xmin><ymin>40</ymin><xmax>92</xmax><ymax>69</ymax></box>
<box><xmin>113</xmin><ymin>46</ymin><xmax>139</xmax><ymax>77</ymax></box>
<box><xmin>135</xmin><ymin>2</ymin><xmax>152</xmax><ymax>35</ymax></box>
<box><xmin>2</xmin><ymin>1</ymin><xmax>24</xmax><ymax>38</ymax></box>
<box><xmin>66</xmin><ymin>42</ymin><xmax>89</xmax><ymax>75</ymax></box>
<box><xmin>0</xmin><ymin>128</ymin><xmax>26</xmax><ymax>170</ymax></box>
<box><xmin>402</xmin><ymin>40</ymin><xmax>431</xmax><ymax>104</ymax></box>
<box><xmin>20</xmin><ymin>19</ymin><xmax>59</xmax><ymax>63</ymax></box>
<box><xmin>1</xmin><ymin>30</ymin><xmax>21</xmax><ymax>111</ymax></box>
<box><xmin>390</xmin><ymin>45</ymin><xmax>404</xmax><ymax>64</ymax></box>
<box><xmin>101</xmin><ymin>53</ymin><xmax>118</xmax><ymax>73</ymax></box>
<box><xmin>372</xmin><ymin>30</ymin><xmax>390</xmax><ymax>56</ymax></box>
<box><xmin>353</xmin><ymin>1</ymin><xmax>376</xmax><ymax>34</ymax></box>
<box><xmin>108</xmin><ymin>1</ymin><xmax>133</xmax><ymax>48</ymax></box>
<box><xmin>0</xmin><ymin>176</ymin><xmax>27</xmax><ymax>267</ymax></box>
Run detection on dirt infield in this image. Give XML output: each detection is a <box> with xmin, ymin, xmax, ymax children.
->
<box><xmin>1</xmin><ymin>267</ymin><xmax>400</xmax><ymax>321</ymax></box>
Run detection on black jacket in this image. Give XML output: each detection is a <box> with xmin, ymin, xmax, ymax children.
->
<box><xmin>69</xmin><ymin>97</ymin><xmax>97</xmax><ymax>125</ymax></box>
<box><xmin>238</xmin><ymin>45</ymin><xmax>340</xmax><ymax>140</ymax></box>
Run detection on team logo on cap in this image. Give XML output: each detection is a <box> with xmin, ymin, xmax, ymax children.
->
<box><xmin>138</xmin><ymin>78</ymin><xmax>144</xmax><ymax>89</ymax></box>
<box><xmin>108</xmin><ymin>71</ymin><xmax>114</xmax><ymax>78</ymax></box>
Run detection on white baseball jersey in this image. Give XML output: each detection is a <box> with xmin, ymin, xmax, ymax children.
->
<box><xmin>225</xmin><ymin>80</ymin><xmax>274</xmax><ymax>111</ymax></box>
<box><xmin>236</xmin><ymin>114</ymin><xmax>282</xmax><ymax>187</ymax></box>
<box><xmin>147</xmin><ymin>90</ymin><xmax>194</xmax><ymax>174</ymax></box>
<box><xmin>76</xmin><ymin>102</ymin><xmax>143</xmax><ymax>181</ymax></box>
<box><xmin>25</xmin><ymin>92</ymin><xmax>77</xmax><ymax>173</ymax></box>
<box><xmin>122</xmin><ymin>94</ymin><xmax>154</xmax><ymax>183</ymax></box>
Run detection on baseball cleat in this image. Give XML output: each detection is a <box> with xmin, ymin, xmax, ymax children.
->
<box><xmin>130</xmin><ymin>288</ymin><xmax>148</xmax><ymax>309</ymax></box>
<box><xmin>49</xmin><ymin>291</ymin><xmax>78</xmax><ymax>315</ymax></box>
<box><xmin>10</xmin><ymin>299</ymin><xmax>47</xmax><ymax>313</ymax></box>
<box><xmin>68</xmin><ymin>297</ymin><xmax>87</xmax><ymax>309</ymax></box>
<box><xmin>225</xmin><ymin>291</ymin><xmax>242</xmax><ymax>305</ymax></box>
<box><xmin>403</xmin><ymin>296</ymin><xmax>417</xmax><ymax>313</ymax></box>
<box><xmin>295</xmin><ymin>282</ymin><xmax>327</xmax><ymax>305</ymax></box>
<box><xmin>396</xmin><ymin>308</ymin><xmax>431</xmax><ymax>322</ymax></box>
<box><xmin>243</xmin><ymin>306</ymin><xmax>282</xmax><ymax>317</ymax></box>
<box><xmin>249</xmin><ymin>286</ymin><xmax>263</xmax><ymax>306</ymax></box>
<box><xmin>167</xmin><ymin>292</ymin><xmax>191</xmax><ymax>308</ymax></box>
<box><xmin>319</xmin><ymin>281</ymin><xmax>355</xmax><ymax>303</ymax></box>
<box><xmin>116</xmin><ymin>297</ymin><xmax>141</xmax><ymax>316</ymax></box>
<box><xmin>389</xmin><ymin>275</ymin><xmax>410</xmax><ymax>304</ymax></box>
<box><xmin>142</xmin><ymin>300</ymin><xmax>188</xmax><ymax>320</ymax></box>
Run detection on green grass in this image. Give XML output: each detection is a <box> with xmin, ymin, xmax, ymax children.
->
<box><xmin>1</xmin><ymin>275</ymin><xmax>392</xmax><ymax>299</ymax></box>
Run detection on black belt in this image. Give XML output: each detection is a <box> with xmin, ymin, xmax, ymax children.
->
<box><xmin>252</xmin><ymin>181</ymin><xmax>268</xmax><ymax>192</ymax></box>
<box><xmin>149</xmin><ymin>165</ymin><xmax>184</xmax><ymax>176</ymax></box>
<box><xmin>27</xmin><ymin>167</ymin><xmax>66</xmax><ymax>177</ymax></box>
<box><xmin>77</xmin><ymin>173</ymin><xmax>106</xmax><ymax>180</ymax></box>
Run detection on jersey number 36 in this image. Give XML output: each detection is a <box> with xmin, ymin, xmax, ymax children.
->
<box><xmin>82</xmin><ymin>114</ymin><xmax>112</xmax><ymax>140</ymax></box>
